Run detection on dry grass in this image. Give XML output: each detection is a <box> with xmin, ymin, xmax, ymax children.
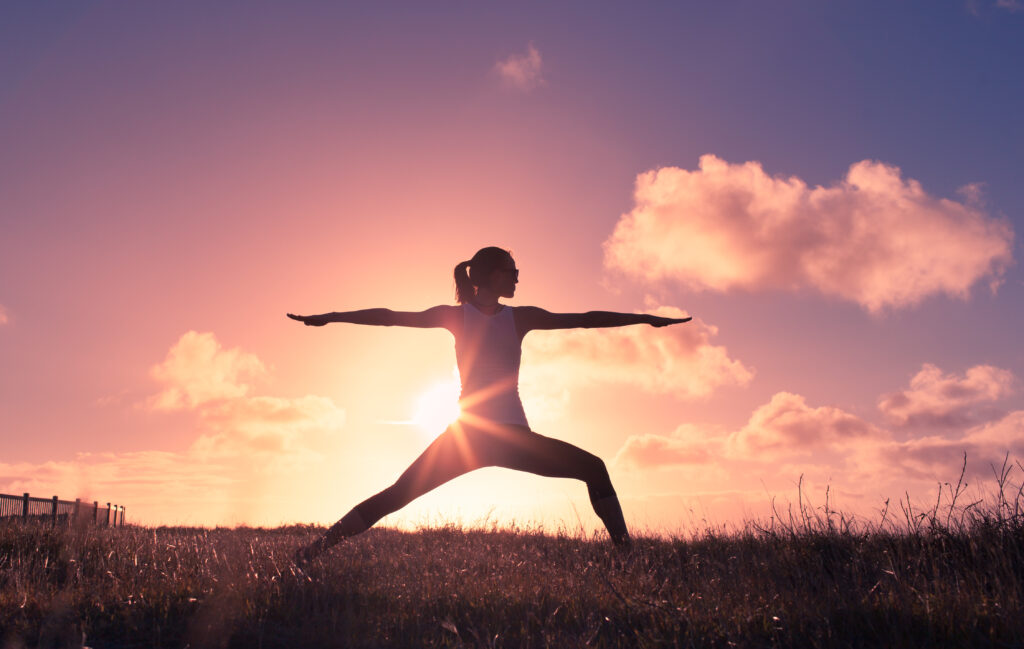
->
<box><xmin>2</xmin><ymin>461</ymin><xmax>1023</xmax><ymax>648</ymax></box>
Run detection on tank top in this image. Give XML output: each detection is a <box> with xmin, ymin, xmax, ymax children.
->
<box><xmin>454</xmin><ymin>304</ymin><xmax>529</xmax><ymax>428</ymax></box>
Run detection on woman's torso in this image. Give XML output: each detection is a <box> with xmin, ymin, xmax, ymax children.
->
<box><xmin>453</xmin><ymin>304</ymin><xmax>529</xmax><ymax>428</ymax></box>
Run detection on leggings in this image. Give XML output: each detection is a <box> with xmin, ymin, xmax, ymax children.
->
<box><xmin>353</xmin><ymin>421</ymin><xmax>617</xmax><ymax>528</ymax></box>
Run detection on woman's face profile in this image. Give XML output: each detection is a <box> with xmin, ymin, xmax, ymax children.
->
<box><xmin>488</xmin><ymin>258</ymin><xmax>519</xmax><ymax>299</ymax></box>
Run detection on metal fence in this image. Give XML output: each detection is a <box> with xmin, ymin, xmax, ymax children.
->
<box><xmin>0</xmin><ymin>493</ymin><xmax>126</xmax><ymax>526</ymax></box>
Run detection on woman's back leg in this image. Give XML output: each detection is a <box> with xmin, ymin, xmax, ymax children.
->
<box><xmin>299</xmin><ymin>423</ymin><xmax>484</xmax><ymax>561</ymax></box>
<box><xmin>486</xmin><ymin>427</ymin><xmax>630</xmax><ymax>546</ymax></box>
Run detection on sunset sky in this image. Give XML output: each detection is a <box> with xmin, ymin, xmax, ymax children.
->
<box><xmin>2</xmin><ymin>2</ymin><xmax>1023</xmax><ymax>534</ymax></box>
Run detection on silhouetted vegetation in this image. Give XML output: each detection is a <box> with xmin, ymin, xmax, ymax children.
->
<box><xmin>2</xmin><ymin>461</ymin><xmax>1023</xmax><ymax>648</ymax></box>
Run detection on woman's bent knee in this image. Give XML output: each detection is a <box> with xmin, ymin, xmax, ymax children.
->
<box><xmin>586</xmin><ymin>454</ymin><xmax>609</xmax><ymax>480</ymax></box>
<box><xmin>584</xmin><ymin>456</ymin><xmax>615</xmax><ymax>499</ymax></box>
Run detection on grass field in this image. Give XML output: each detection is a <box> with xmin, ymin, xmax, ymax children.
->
<box><xmin>2</xmin><ymin>468</ymin><xmax>1023</xmax><ymax>648</ymax></box>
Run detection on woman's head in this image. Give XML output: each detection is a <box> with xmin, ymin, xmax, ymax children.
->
<box><xmin>454</xmin><ymin>247</ymin><xmax>517</xmax><ymax>304</ymax></box>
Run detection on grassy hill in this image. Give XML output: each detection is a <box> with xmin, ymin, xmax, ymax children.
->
<box><xmin>2</xmin><ymin>485</ymin><xmax>1023</xmax><ymax>648</ymax></box>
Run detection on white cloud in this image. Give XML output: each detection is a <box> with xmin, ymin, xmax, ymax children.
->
<box><xmin>878</xmin><ymin>364</ymin><xmax>1016</xmax><ymax>428</ymax></box>
<box><xmin>494</xmin><ymin>43</ymin><xmax>544</xmax><ymax>91</ymax></box>
<box><xmin>604</xmin><ymin>155</ymin><xmax>1014</xmax><ymax>312</ymax></box>
<box><xmin>521</xmin><ymin>306</ymin><xmax>753</xmax><ymax>400</ymax></box>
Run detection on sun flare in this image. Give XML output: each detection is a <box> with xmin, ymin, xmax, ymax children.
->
<box><xmin>411</xmin><ymin>379</ymin><xmax>461</xmax><ymax>437</ymax></box>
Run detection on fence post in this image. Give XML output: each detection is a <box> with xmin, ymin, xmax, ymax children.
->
<box><xmin>3</xmin><ymin>494</ymin><xmax>127</xmax><ymax>527</ymax></box>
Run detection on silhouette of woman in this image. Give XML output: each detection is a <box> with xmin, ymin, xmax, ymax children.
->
<box><xmin>288</xmin><ymin>246</ymin><xmax>690</xmax><ymax>561</ymax></box>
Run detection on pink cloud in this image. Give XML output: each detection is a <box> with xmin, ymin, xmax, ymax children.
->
<box><xmin>858</xmin><ymin>410</ymin><xmax>1024</xmax><ymax>481</ymax></box>
<box><xmin>604</xmin><ymin>155</ymin><xmax>1014</xmax><ymax>312</ymax></box>
<box><xmin>193</xmin><ymin>394</ymin><xmax>345</xmax><ymax>457</ymax></box>
<box><xmin>878</xmin><ymin>364</ymin><xmax>1016</xmax><ymax>428</ymax></box>
<box><xmin>728</xmin><ymin>392</ymin><xmax>882</xmax><ymax>456</ymax></box>
<box><xmin>494</xmin><ymin>43</ymin><xmax>544</xmax><ymax>91</ymax></box>
<box><xmin>148</xmin><ymin>331</ymin><xmax>266</xmax><ymax>410</ymax></box>
<box><xmin>596</xmin><ymin>347</ymin><xmax>1024</xmax><ymax>525</ymax></box>
<box><xmin>616</xmin><ymin>392</ymin><xmax>882</xmax><ymax>469</ymax></box>
<box><xmin>144</xmin><ymin>331</ymin><xmax>345</xmax><ymax>459</ymax></box>
<box><xmin>616</xmin><ymin>388</ymin><xmax>1020</xmax><ymax>479</ymax></box>
<box><xmin>0</xmin><ymin>332</ymin><xmax>347</xmax><ymax>525</ymax></box>
<box><xmin>522</xmin><ymin>306</ymin><xmax>753</xmax><ymax>399</ymax></box>
<box><xmin>612</xmin><ymin>378</ymin><xmax>1024</xmax><ymax>525</ymax></box>
<box><xmin>0</xmin><ymin>304</ymin><xmax>8</xmax><ymax>325</ymax></box>
<box><xmin>614</xmin><ymin>424</ymin><xmax>713</xmax><ymax>468</ymax></box>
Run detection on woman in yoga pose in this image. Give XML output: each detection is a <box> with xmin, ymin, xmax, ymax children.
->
<box><xmin>288</xmin><ymin>246</ymin><xmax>690</xmax><ymax>561</ymax></box>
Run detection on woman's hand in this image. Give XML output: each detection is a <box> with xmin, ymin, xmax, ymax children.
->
<box><xmin>287</xmin><ymin>313</ymin><xmax>329</xmax><ymax>327</ymax></box>
<box><xmin>646</xmin><ymin>315</ymin><xmax>692</xmax><ymax>327</ymax></box>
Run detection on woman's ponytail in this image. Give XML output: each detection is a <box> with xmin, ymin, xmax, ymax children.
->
<box><xmin>454</xmin><ymin>260</ymin><xmax>474</xmax><ymax>304</ymax></box>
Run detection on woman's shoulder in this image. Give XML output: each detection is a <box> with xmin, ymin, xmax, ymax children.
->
<box><xmin>510</xmin><ymin>305</ymin><xmax>546</xmax><ymax>318</ymax></box>
<box><xmin>425</xmin><ymin>304</ymin><xmax>462</xmax><ymax>315</ymax></box>
<box><xmin>412</xmin><ymin>304</ymin><xmax>462</xmax><ymax>331</ymax></box>
<box><xmin>504</xmin><ymin>304</ymin><xmax>544</xmax><ymax>318</ymax></box>
<box><xmin>510</xmin><ymin>305</ymin><xmax>548</xmax><ymax>336</ymax></box>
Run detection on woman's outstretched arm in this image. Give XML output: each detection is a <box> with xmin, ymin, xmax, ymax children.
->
<box><xmin>515</xmin><ymin>306</ymin><xmax>691</xmax><ymax>333</ymax></box>
<box><xmin>287</xmin><ymin>305</ymin><xmax>459</xmax><ymax>330</ymax></box>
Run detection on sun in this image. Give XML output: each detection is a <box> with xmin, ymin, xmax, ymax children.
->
<box><xmin>411</xmin><ymin>378</ymin><xmax>461</xmax><ymax>437</ymax></box>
